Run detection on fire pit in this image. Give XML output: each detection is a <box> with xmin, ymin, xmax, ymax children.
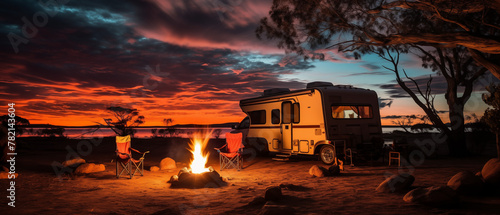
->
<box><xmin>168</xmin><ymin>133</ymin><xmax>227</xmax><ymax>188</ymax></box>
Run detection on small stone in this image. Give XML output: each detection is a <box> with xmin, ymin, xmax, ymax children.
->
<box><xmin>481</xmin><ymin>158</ymin><xmax>500</xmax><ymax>187</ymax></box>
<box><xmin>160</xmin><ymin>157</ymin><xmax>177</xmax><ymax>170</ymax></box>
<box><xmin>376</xmin><ymin>173</ymin><xmax>415</xmax><ymax>193</ymax></box>
<box><xmin>309</xmin><ymin>165</ymin><xmax>326</xmax><ymax>177</ymax></box>
<box><xmin>62</xmin><ymin>157</ymin><xmax>86</xmax><ymax>167</ymax></box>
<box><xmin>74</xmin><ymin>163</ymin><xmax>105</xmax><ymax>174</ymax></box>
<box><xmin>447</xmin><ymin>171</ymin><xmax>484</xmax><ymax>194</ymax></box>
<box><xmin>150</xmin><ymin>166</ymin><xmax>160</xmax><ymax>172</ymax></box>
<box><xmin>403</xmin><ymin>186</ymin><xmax>458</xmax><ymax>206</ymax></box>
<box><xmin>168</xmin><ymin>175</ymin><xmax>178</xmax><ymax>183</ymax></box>
<box><xmin>264</xmin><ymin>186</ymin><xmax>282</xmax><ymax>201</ymax></box>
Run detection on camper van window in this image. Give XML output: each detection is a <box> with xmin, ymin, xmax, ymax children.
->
<box><xmin>331</xmin><ymin>105</ymin><xmax>373</xmax><ymax>119</ymax></box>
<box><xmin>248</xmin><ymin>110</ymin><xmax>266</xmax><ymax>124</ymax></box>
<box><xmin>271</xmin><ymin>109</ymin><xmax>280</xmax><ymax>124</ymax></box>
<box><xmin>293</xmin><ymin>103</ymin><xmax>300</xmax><ymax>123</ymax></box>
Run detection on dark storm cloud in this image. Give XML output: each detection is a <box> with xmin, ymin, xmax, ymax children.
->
<box><xmin>379</xmin><ymin>75</ymin><xmax>448</xmax><ymax>98</ymax></box>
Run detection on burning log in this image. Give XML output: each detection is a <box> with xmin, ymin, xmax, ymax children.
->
<box><xmin>168</xmin><ymin>132</ymin><xmax>227</xmax><ymax>188</ymax></box>
<box><xmin>169</xmin><ymin>167</ymin><xmax>226</xmax><ymax>188</ymax></box>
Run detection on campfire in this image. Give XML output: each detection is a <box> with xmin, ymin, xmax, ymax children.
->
<box><xmin>169</xmin><ymin>132</ymin><xmax>226</xmax><ymax>188</ymax></box>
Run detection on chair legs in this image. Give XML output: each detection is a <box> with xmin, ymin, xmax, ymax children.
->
<box><xmin>116</xmin><ymin>159</ymin><xmax>145</xmax><ymax>179</ymax></box>
<box><xmin>388</xmin><ymin>151</ymin><xmax>401</xmax><ymax>166</ymax></box>
<box><xmin>219</xmin><ymin>155</ymin><xmax>242</xmax><ymax>171</ymax></box>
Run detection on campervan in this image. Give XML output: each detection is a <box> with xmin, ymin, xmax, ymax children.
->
<box><xmin>235</xmin><ymin>82</ymin><xmax>383</xmax><ymax>164</ymax></box>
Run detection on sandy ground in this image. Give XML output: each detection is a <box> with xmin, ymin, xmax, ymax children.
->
<box><xmin>1</xmin><ymin>137</ymin><xmax>500</xmax><ymax>215</ymax></box>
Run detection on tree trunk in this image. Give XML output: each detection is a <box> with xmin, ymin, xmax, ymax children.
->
<box><xmin>447</xmin><ymin>103</ymin><xmax>468</xmax><ymax>156</ymax></box>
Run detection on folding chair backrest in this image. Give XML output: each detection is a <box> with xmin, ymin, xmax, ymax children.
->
<box><xmin>116</xmin><ymin>135</ymin><xmax>131</xmax><ymax>159</ymax></box>
<box><xmin>225</xmin><ymin>132</ymin><xmax>243</xmax><ymax>153</ymax></box>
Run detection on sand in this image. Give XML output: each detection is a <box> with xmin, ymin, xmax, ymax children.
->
<box><xmin>1</xmin><ymin>137</ymin><xmax>499</xmax><ymax>214</ymax></box>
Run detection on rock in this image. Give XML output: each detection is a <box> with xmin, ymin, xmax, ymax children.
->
<box><xmin>160</xmin><ymin>157</ymin><xmax>177</xmax><ymax>170</ymax></box>
<box><xmin>264</xmin><ymin>186</ymin><xmax>282</xmax><ymax>201</ymax></box>
<box><xmin>309</xmin><ymin>165</ymin><xmax>326</xmax><ymax>177</ymax></box>
<box><xmin>481</xmin><ymin>158</ymin><xmax>500</xmax><ymax>187</ymax></box>
<box><xmin>150</xmin><ymin>166</ymin><xmax>160</xmax><ymax>172</ymax></box>
<box><xmin>447</xmin><ymin>171</ymin><xmax>484</xmax><ymax>194</ymax></box>
<box><xmin>62</xmin><ymin>157</ymin><xmax>85</xmax><ymax>167</ymax></box>
<box><xmin>376</xmin><ymin>173</ymin><xmax>415</xmax><ymax>193</ymax></box>
<box><xmin>403</xmin><ymin>186</ymin><xmax>458</xmax><ymax>206</ymax></box>
<box><xmin>327</xmin><ymin>165</ymin><xmax>340</xmax><ymax>176</ymax></box>
<box><xmin>0</xmin><ymin>172</ymin><xmax>18</xmax><ymax>179</ymax></box>
<box><xmin>74</xmin><ymin>163</ymin><xmax>105</xmax><ymax>174</ymax></box>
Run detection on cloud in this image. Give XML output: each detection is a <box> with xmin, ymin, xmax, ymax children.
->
<box><xmin>360</xmin><ymin>63</ymin><xmax>381</xmax><ymax>71</ymax></box>
<box><xmin>344</xmin><ymin>71</ymin><xmax>391</xmax><ymax>77</ymax></box>
<box><xmin>378</xmin><ymin>97</ymin><xmax>393</xmax><ymax>108</ymax></box>
<box><xmin>129</xmin><ymin>0</ymin><xmax>280</xmax><ymax>53</ymax></box>
<box><xmin>0</xmin><ymin>0</ymin><xmax>315</xmax><ymax>126</ymax></box>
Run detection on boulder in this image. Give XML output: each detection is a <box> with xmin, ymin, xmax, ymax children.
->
<box><xmin>62</xmin><ymin>157</ymin><xmax>85</xmax><ymax>167</ymax></box>
<box><xmin>376</xmin><ymin>173</ymin><xmax>415</xmax><ymax>193</ymax></box>
<box><xmin>403</xmin><ymin>186</ymin><xmax>458</xmax><ymax>206</ymax></box>
<box><xmin>150</xmin><ymin>166</ymin><xmax>160</xmax><ymax>172</ymax></box>
<box><xmin>309</xmin><ymin>165</ymin><xmax>326</xmax><ymax>177</ymax></box>
<box><xmin>265</xmin><ymin>186</ymin><xmax>282</xmax><ymax>201</ymax></box>
<box><xmin>447</xmin><ymin>171</ymin><xmax>484</xmax><ymax>194</ymax></box>
<box><xmin>160</xmin><ymin>157</ymin><xmax>177</xmax><ymax>170</ymax></box>
<box><xmin>74</xmin><ymin>163</ymin><xmax>105</xmax><ymax>174</ymax></box>
<box><xmin>481</xmin><ymin>158</ymin><xmax>500</xmax><ymax>187</ymax></box>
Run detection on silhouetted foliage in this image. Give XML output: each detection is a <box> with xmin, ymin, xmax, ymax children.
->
<box><xmin>256</xmin><ymin>0</ymin><xmax>500</xmax><ymax>79</ymax></box>
<box><xmin>0</xmin><ymin>115</ymin><xmax>30</xmax><ymax>136</ymax></box>
<box><xmin>36</xmin><ymin>127</ymin><xmax>65</xmax><ymax>138</ymax></box>
<box><xmin>103</xmin><ymin>106</ymin><xmax>145</xmax><ymax>136</ymax></box>
<box><xmin>482</xmin><ymin>84</ymin><xmax>500</xmax><ymax>158</ymax></box>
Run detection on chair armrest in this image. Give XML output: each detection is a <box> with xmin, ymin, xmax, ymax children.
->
<box><xmin>214</xmin><ymin>144</ymin><xmax>227</xmax><ymax>152</ymax></box>
<box><xmin>116</xmin><ymin>151</ymin><xmax>131</xmax><ymax>158</ymax></box>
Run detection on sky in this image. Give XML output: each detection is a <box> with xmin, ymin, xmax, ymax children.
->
<box><xmin>0</xmin><ymin>0</ymin><xmax>495</xmax><ymax>126</ymax></box>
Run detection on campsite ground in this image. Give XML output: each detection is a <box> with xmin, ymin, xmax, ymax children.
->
<box><xmin>1</xmin><ymin>137</ymin><xmax>499</xmax><ymax>214</ymax></box>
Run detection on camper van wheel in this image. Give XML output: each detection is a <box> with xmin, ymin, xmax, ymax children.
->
<box><xmin>320</xmin><ymin>145</ymin><xmax>336</xmax><ymax>165</ymax></box>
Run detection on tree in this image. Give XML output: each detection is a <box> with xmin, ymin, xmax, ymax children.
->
<box><xmin>380</xmin><ymin>46</ymin><xmax>486</xmax><ymax>155</ymax></box>
<box><xmin>103</xmin><ymin>106</ymin><xmax>145</xmax><ymax>136</ymax></box>
<box><xmin>0</xmin><ymin>115</ymin><xmax>29</xmax><ymax>169</ymax></box>
<box><xmin>482</xmin><ymin>84</ymin><xmax>500</xmax><ymax>158</ymax></box>
<box><xmin>256</xmin><ymin>0</ymin><xmax>496</xmax><ymax>156</ymax></box>
<box><xmin>256</xmin><ymin>0</ymin><xmax>500</xmax><ymax>79</ymax></box>
<box><xmin>392</xmin><ymin>115</ymin><xmax>417</xmax><ymax>133</ymax></box>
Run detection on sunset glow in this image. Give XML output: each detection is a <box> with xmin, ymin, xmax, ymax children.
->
<box><xmin>0</xmin><ymin>0</ymin><xmax>494</xmax><ymax>126</ymax></box>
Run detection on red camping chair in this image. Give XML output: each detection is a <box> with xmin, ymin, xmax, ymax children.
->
<box><xmin>215</xmin><ymin>132</ymin><xmax>244</xmax><ymax>171</ymax></box>
<box><xmin>116</xmin><ymin>135</ymin><xmax>149</xmax><ymax>179</ymax></box>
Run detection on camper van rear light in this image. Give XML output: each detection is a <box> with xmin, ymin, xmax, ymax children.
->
<box><xmin>328</xmin><ymin>141</ymin><xmax>331</xmax><ymax>144</ymax></box>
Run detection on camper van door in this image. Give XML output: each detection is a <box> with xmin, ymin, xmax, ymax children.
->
<box><xmin>281</xmin><ymin>101</ymin><xmax>293</xmax><ymax>151</ymax></box>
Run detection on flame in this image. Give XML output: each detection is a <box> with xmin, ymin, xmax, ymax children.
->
<box><xmin>189</xmin><ymin>132</ymin><xmax>211</xmax><ymax>174</ymax></box>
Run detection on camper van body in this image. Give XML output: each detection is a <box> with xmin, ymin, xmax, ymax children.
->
<box><xmin>238</xmin><ymin>82</ymin><xmax>382</xmax><ymax>164</ymax></box>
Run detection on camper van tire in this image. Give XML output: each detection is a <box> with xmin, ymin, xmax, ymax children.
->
<box><xmin>320</xmin><ymin>144</ymin><xmax>336</xmax><ymax>165</ymax></box>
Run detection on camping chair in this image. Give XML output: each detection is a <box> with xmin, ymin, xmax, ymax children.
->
<box><xmin>115</xmin><ymin>135</ymin><xmax>149</xmax><ymax>179</ymax></box>
<box><xmin>215</xmin><ymin>132</ymin><xmax>244</xmax><ymax>171</ymax></box>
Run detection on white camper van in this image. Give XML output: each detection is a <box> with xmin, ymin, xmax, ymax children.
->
<box><xmin>236</xmin><ymin>82</ymin><xmax>383</xmax><ymax>164</ymax></box>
